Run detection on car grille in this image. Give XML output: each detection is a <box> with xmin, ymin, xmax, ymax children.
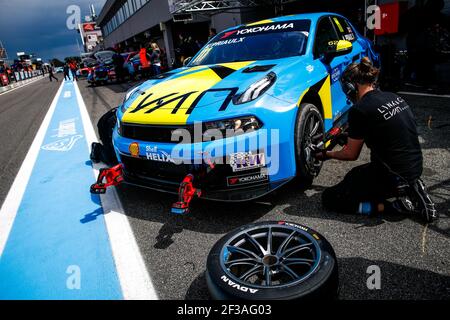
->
<box><xmin>120</xmin><ymin>123</ymin><xmax>197</xmax><ymax>144</ymax></box>
<box><xmin>121</xmin><ymin>154</ymin><xmax>191</xmax><ymax>183</ymax></box>
<box><xmin>121</xmin><ymin>154</ymin><xmax>265</xmax><ymax>191</ymax></box>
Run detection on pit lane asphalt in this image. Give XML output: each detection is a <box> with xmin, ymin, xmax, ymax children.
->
<box><xmin>2</xmin><ymin>76</ymin><xmax>448</xmax><ymax>299</ymax></box>
<box><xmin>0</xmin><ymin>75</ymin><xmax>60</xmax><ymax>210</ymax></box>
<box><xmin>78</xmin><ymin>79</ymin><xmax>450</xmax><ymax>300</ymax></box>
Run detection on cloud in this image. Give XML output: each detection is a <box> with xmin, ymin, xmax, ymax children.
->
<box><xmin>41</xmin><ymin>43</ymin><xmax>80</xmax><ymax>61</ymax></box>
<box><xmin>0</xmin><ymin>0</ymin><xmax>106</xmax><ymax>61</ymax></box>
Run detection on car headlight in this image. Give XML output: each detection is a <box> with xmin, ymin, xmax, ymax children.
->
<box><xmin>233</xmin><ymin>72</ymin><xmax>276</xmax><ymax>105</ymax></box>
<box><xmin>117</xmin><ymin>119</ymin><xmax>122</xmax><ymax>135</ymax></box>
<box><xmin>203</xmin><ymin>116</ymin><xmax>262</xmax><ymax>139</ymax></box>
<box><xmin>121</xmin><ymin>86</ymin><xmax>144</xmax><ymax>112</ymax></box>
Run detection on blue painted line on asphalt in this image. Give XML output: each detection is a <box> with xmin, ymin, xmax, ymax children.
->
<box><xmin>0</xmin><ymin>81</ymin><xmax>122</xmax><ymax>299</ymax></box>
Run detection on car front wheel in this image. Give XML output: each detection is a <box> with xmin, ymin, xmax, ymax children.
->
<box><xmin>294</xmin><ymin>103</ymin><xmax>325</xmax><ymax>187</ymax></box>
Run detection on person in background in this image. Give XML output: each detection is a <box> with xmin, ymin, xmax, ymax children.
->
<box><xmin>139</xmin><ymin>44</ymin><xmax>151</xmax><ymax>79</ymax></box>
<box><xmin>48</xmin><ymin>64</ymin><xmax>58</xmax><ymax>82</ymax></box>
<box><xmin>63</xmin><ymin>63</ymin><xmax>71</xmax><ymax>81</ymax></box>
<box><xmin>126</xmin><ymin>58</ymin><xmax>135</xmax><ymax>82</ymax></box>
<box><xmin>176</xmin><ymin>34</ymin><xmax>190</xmax><ymax>66</ymax></box>
<box><xmin>69</xmin><ymin>60</ymin><xmax>78</xmax><ymax>81</ymax></box>
<box><xmin>208</xmin><ymin>28</ymin><xmax>217</xmax><ymax>40</ymax></box>
<box><xmin>186</xmin><ymin>35</ymin><xmax>199</xmax><ymax>56</ymax></box>
<box><xmin>6</xmin><ymin>66</ymin><xmax>13</xmax><ymax>82</ymax></box>
<box><xmin>112</xmin><ymin>50</ymin><xmax>125</xmax><ymax>83</ymax></box>
<box><xmin>150</xmin><ymin>42</ymin><xmax>161</xmax><ymax>76</ymax></box>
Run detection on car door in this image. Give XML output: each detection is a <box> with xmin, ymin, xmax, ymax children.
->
<box><xmin>312</xmin><ymin>16</ymin><xmax>342</xmax><ymax>130</ymax></box>
<box><xmin>329</xmin><ymin>15</ymin><xmax>365</xmax><ymax>117</ymax></box>
<box><xmin>314</xmin><ymin>16</ymin><xmax>359</xmax><ymax>122</ymax></box>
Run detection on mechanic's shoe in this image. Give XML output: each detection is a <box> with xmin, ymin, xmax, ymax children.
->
<box><xmin>412</xmin><ymin>179</ymin><xmax>438</xmax><ymax>223</ymax></box>
<box><xmin>90</xmin><ymin>142</ymin><xmax>102</xmax><ymax>163</ymax></box>
<box><xmin>390</xmin><ymin>197</ymin><xmax>415</xmax><ymax>215</ymax></box>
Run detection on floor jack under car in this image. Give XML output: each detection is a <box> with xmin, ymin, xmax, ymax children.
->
<box><xmin>89</xmin><ymin>164</ymin><xmax>203</xmax><ymax>215</ymax></box>
<box><xmin>90</xmin><ymin>164</ymin><xmax>124</xmax><ymax>194</ymax></box>
<box><xmin>170</xmin><ymin>174</ymin><xmax>202</xmax><ymax>215</ymax></box>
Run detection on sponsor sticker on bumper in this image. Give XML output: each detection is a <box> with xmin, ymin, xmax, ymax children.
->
<box><xmin>229</xmin><ymin>151</ymin><xmax>266</xmax><ymax>172</ymax></box>
<box><xmin>227</xmin><ymin>171</ymin><xmax>268</xmax><ymax>187</ymax></box>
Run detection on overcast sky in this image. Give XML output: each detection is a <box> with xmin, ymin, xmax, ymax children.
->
<box><xmin>0</xmin><ymin>0</ymin><xmax>106</xmax><ymax>61</ymax></box>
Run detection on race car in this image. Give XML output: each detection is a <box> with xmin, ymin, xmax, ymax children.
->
<box><xmin>77</xmin><ymin>58</ymin><xmax>97</xmax><ymax>78</ymax></box>
<box><xmin>92</xmin><ymin>13</ymin><xmax>379</xmax><ymax>209</ymax></box>
<box><xmin>87</xmin><ymin>50</ymin><xmax>117</xmax><ymax>85</ymax></box>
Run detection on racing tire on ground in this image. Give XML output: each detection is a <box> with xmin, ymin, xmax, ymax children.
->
<box><xmin>294</xmin><ymin>103</ymin><xmax>325</xmax><ymax>187</ymax></box>
<box><xmin>94</xmin><ymin>108</ymin><xmax>118</xmax><ymax>165</ymax></box>
<box><xmin>206</xmin><ymin>221</ymin><xmax>339</xmax><ymax>300</ymax></box>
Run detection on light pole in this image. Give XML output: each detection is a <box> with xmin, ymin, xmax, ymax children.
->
<box><xmin>76</xmin><ymin>36</ymin><xmax>83</xmax><ymax>56</ymax></box>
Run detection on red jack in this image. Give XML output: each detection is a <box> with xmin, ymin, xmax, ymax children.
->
<box><xmin>171</xmin><ymin>174</ymin><xmax>201</xmax><ymax>215</ymax></box>
<box><xmin>90</xmin><ymin>164</ymin><xmax>124</xmax><ymax>194</ymax></box>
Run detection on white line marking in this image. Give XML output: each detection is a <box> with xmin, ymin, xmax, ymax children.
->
<box><xmin>0</xmin><ymin>82</ymin><xmax>64</xmax><ymax>257</ymax></box>
<box><xmin>421</xmin><ymin>223</ymin><xmax>429</xmax><ymax>254</ymax></box>
<box><xmin>63</xmin><ymin>91</ymin><xmax>72</xmax><ymax>98</ymax></box>
<box><xmin>398</xmin><ymin>91</ymin><xmax>450</xmax><ymax>99</ymax></box>
<box><xmin>0</xmin><ymin>76</ymin><xmax>46</xmax><ymax>97</ymax></box>
<box><xmin>73</xmin><ymin>81</ymin><xmax>158</xmax><ymax>300</ymax></box>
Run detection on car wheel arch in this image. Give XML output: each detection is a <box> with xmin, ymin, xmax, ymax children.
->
<box><xmin>299</xmin><ymin>90</ymin><xmax>324</xmax><ymax>118</ymax></box>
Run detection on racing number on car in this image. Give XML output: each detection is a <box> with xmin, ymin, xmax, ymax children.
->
<box><xmin>129</xmin><ymin>87</ymin><xmax>239</xmax><ymax>115</ymax></box>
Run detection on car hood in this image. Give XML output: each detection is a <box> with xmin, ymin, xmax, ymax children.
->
<box><xmin>121</xmin><ymin>57</ymin><xmax>309</xmax><ymax>125</ymax></box>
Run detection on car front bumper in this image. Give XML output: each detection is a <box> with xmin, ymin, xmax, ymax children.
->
<box><xmin>113</xmin><ymin>124</ymin><xmax>296</xmax><ymax>201</ymax></box>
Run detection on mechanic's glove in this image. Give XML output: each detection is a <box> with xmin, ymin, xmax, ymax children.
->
<box><xmin>312</xmin><ymin>148</ymin><xmax>330</xmax><ymax>161</ymax></box>
<box><xmin>335</xmin><ymin>132</ymin><xmax>349</xmax><ymax>146</ymax></box>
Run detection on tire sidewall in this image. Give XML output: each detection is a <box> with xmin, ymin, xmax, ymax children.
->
<box><xmin>206</xmin><ymin>221</ymin><xmax>338</xmax><ymax>300</ymax></box>
<box><xmin>294</xmin><ymin>103</ymin><xmax>324</xmax><ymax>183</ymax></box>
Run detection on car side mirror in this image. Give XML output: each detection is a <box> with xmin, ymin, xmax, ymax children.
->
<box><xmin>323</xmin><ymin>40</ymin><xmax>353</xmax><ymax>64</ymax></box>
<box><xmin>183</xmin><ymin>57</ymin><xmax>192</xmax><ymax>66</ymax></box>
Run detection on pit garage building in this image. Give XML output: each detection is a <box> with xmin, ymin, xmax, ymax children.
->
<box><xmin>96</xmin><ymin>0</ymin><xmax>450</xmax><ymax>89</ymax></box>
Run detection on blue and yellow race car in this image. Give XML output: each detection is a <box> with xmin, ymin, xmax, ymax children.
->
<box><xmin>94</xmin><ymin>13</ymin><xmax>379</xmax><ymax>208</ymax></box>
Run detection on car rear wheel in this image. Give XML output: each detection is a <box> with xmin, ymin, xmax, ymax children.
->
<box><xmin>294</xmin><ymin>103</ymin><xmax>325</xmax><ymax>187</ymax></box>
<box><xmin>206</xmin><ymin>221</ymin><xmax>339</xmax><ymax>300</ymax></box>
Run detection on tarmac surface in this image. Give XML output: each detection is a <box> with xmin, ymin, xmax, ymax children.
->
<box><xmin>1</xmin><ymin>75</ymin><xmax>448</xmax><ymax>299</ymax></box>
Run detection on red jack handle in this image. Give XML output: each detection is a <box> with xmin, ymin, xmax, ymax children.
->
<box><xmin>171</xmin><ymin>174</ymin><xmax>201</xmax><ymax>215</ymax></box>
<box><xmin>90</xmin><ymin>164</ymin><xmax>124</xmax><ymax>194</ymax></box>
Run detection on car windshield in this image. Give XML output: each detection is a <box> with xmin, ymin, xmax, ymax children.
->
<box><xmin>189</xmin><ymin>19</ymin><xmax>311</xmax><ymax>66</ymax></box>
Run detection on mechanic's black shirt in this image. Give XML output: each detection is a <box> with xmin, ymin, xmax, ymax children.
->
<box><xmin>348</xmin><ymin>90</ymin><xmax>423</xmax><ymax>181</ymax></box>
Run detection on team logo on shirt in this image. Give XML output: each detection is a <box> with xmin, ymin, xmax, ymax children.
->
<box><xmin>377</xmin><ymin>97</ymin><xmax>408</xmax><ymax>120</ymax></box>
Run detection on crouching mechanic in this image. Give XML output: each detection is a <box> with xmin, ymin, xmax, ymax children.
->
<box><xmin>315</xmin><ymin>57</ymin><xmax>437</xmax><ymax>222</ymax></box>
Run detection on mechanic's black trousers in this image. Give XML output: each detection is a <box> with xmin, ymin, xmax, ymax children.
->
<box><xmin>322</xmin><ymin>163</ymin><xmax>396</xmax><ymax>214</ymax></box>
